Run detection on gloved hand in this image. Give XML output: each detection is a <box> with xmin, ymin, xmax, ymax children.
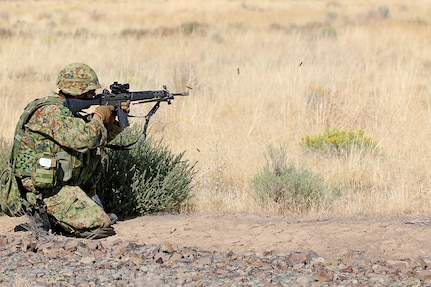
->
<box><xmin>94</xmin><ymin>105</ymin><xmax>115</xmax><ymax>124</ymax></box>
<box><xmin>121</xmin><ymin>100</ymin><xmax>131</xmax><ymax>113</ymax></box>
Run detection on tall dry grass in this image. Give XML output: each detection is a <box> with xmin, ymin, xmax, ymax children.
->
<box><xmin>1</xmin><ymin>0</ymin><xmax>431</xmax><ymax>218</ymax></box>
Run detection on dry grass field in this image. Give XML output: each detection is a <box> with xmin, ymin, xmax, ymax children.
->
<box><xmin>1</xmin><ymin>0</ymin><xmax>431</xmax><ymax>218</ymax></box>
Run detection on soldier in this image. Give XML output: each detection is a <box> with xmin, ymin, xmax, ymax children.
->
<box><xmin>9</xmin><ymin>63</ymin><xmax>129</xmax><ymax>238</ymax></box>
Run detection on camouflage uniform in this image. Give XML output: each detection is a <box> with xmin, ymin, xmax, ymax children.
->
<box><xmin>11</xmin><ymin>63</ymin><xmax>121</xmax><ymax>237</ymax></box>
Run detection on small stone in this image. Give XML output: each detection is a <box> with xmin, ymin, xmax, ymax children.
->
<box><xmin>226</xmin><ymin>250</ymin><xmax>235</xmax><ymax>257</ymax></box>
<box><xmin>310</xmin><ymin>256</ymin><xmax>325</xmax><ymax>267</ymax></box>
<box><xmin>160</xmin><ymin>241</ymin><xmax>175</xmax><ymax>253</ymax></box>
<box><xmin>288</xmin><ymin>251</ymin><xmax>308</xmax><ymax>263</ymax></box>
<box><xmin>64</xmin><ymin>239</ymin><xmax>79</xmax><ymax>252</ymax></box>
<box><xmin>419</xmin><ymin>269</ymin><xmax>431</xmax><ymax>281</ymax></box>
<box><xmin>412</xmin><ymin>256</ymin><xmax>428</xmax><ymax>268</ymax></box>
<box><xmin>196</xmin><ymin>256</ymin><xmax>212</xmax><ymax>265</ymax></box>
<box><xmin>340</xmin><ymin>265</ymin><xmax>353</xmax><ymax>273</ymax></box>
<box><xmin>170</xmin><ymin>252</ymin><xmax>183</xmax><ymax>261</ymax></box>
<box><xmin>0</xmin><ymin>236</ymin><xmax>8</xmax><ymax>248</ymax></box>
<box><xmin>80</xmin><ymin>256</ymin><xmax>95</xmax><ymax>265</ymax></box>
<box><xmin>21</xmin><ymin>239</ymin><xmax>37</xmax><ymax>252</ymax></box>
<box><xmin>85</xmin><ymin>240</ymin><xmax>101</xmax><ymax>251</ymax></box>
<box><xmin>386</xmin><ymin>259</ymin><xmax>409</xmax><ymax>270</ymax></box>
<box><xmin>316</xmin><ymin>268</ymin><xmax>334</xmax><ymax>282</ymax></box>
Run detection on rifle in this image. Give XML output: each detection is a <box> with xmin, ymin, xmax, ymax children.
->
<box><xmin>65</xmin><ymin>82</ymin><xmax>189</xmax><ymax>129</ymax></box>
<box><xmin>65</xmin><ymin>82</ymin><xmax>189</xmax><ymax>147</ymax></box>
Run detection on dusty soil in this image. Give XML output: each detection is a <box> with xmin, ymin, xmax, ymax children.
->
<box><xmin>2</xmin><ymin>213</ymin><xmax>431</xmax><ymax>261</ymax></box>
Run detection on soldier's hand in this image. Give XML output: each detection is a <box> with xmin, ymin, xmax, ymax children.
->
<box><xmin>94</xmin><ymin>106</ymin><xmax>115</xmax><ymax>124</ymax></box>
<box><xmin>121</xmin><ymin>100</ymin><xmax>131</xmax><ymax>113</ymax></box>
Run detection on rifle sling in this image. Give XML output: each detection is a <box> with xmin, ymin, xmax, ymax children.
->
<box><xmin>105</xmin><ymin>102</ymin><xmax>160</xmax><ymax>150</ymax></box>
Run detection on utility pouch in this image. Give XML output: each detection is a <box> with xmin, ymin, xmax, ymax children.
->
<box><xmin>32</xmin><ymin>155</ymin><xmax>57</xmax><ymax>189</ymax></box>
<box><xmin>57</xmin><ymin>151</ymin><xmax>72</xmax><ymax>182</ymax></box>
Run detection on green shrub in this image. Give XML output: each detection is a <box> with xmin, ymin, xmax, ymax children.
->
<box><xmin>378</xmin><ymin>6</ymin><xmax>390</xmax><ymax>19</ymax></box>
<box><xmin>99</xmin><ymin>127</ymin><xmax>196</xmax><ymax>218</ymax></box>
<box><xmin>326</xmin><ymin>12</ymin><xmax>338</xmax><ymax>22</ymax></box>
<box><xmin>251</xmin><ymin>145</ymin><xmax>340</xmax><ymax>213</ymax></box>
<box><xmin>301</xmin><ymin>128</ymin><xmax>380</xmax><ymax>156</ymax></box>
<box><xmin>180</xmin><ymin>21</ymin><xmax>205</xmax><ymax>35</ymax></box>
<box><xmin>320</xmin><ymin>25</ymin><xmax>337</xmax><ymax>38</ymax></box>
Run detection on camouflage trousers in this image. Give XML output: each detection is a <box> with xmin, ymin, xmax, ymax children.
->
<box><xmin>43</xmin><ymin>185</ymin><xmax>111</xmax><ymax>233</ymax></box>
<box><xmin>20</xmin><ymin>149</ymin><xmax>111</xmax><ymax>234</ymax></box>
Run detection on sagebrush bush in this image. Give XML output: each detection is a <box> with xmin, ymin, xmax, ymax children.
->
<box><xmin>251</xmin><ymin>145</ymin><xmax>340</xmax><ymax>213</ymax></box>
<box><xmin>99</xmin><ymin>126</ymin><xmax>196</xmax><ymax>218</ymax></box>
<box><xmin>301</xmin><ymin>128</ymin><xmax>380</xmax><ymax>156</ymax></box>
<box><xmin>378</xmin><ymin>6</ymin><xmax>390</xmax><ymax>18</ymax></box>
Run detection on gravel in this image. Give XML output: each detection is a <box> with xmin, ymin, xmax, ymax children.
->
<box><xmin>1</xmin><ymin>231</ymin><xmax>430</xmax><ymax>286</ymax></box>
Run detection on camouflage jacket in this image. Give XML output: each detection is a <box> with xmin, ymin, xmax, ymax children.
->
<box><xmin>13</xmin><ymin>92</ymin><xmax>119</xmax><ymax>188</ymax></box>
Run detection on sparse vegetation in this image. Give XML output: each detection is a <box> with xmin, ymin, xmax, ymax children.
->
<box><xmin>0</xmin><ymin>0</ymin><xmax>430</xmax><ymax>218</ymax></box>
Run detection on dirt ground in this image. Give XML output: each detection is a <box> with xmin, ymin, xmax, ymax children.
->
<box><xmin>2</xmin><ymin>213</ymin><xmax>431</xmax><ymax>261</ymax></box>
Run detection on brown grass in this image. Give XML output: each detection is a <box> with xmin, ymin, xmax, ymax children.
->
<box><xmin>1</xmin><ymin>0</ymin><xmax>431</xmax><ymax>218</ymax></box>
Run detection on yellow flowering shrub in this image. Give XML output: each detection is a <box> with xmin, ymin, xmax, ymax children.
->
<box><xmin>301</xmin><ymin>128</ymin><xmax>380</xmax><ymax>155</ymax></box>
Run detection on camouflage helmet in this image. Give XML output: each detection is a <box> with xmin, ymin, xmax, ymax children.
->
<box><xmin>56</xmin><ymin>63</ymin><xmax>101</xmax><ymax>96</ymax></box>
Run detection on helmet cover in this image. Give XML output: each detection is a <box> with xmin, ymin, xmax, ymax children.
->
<box><xmin>56</xmin><ymin>63</ymin><xmax>101</xmax><ymax>96</ymax></box>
